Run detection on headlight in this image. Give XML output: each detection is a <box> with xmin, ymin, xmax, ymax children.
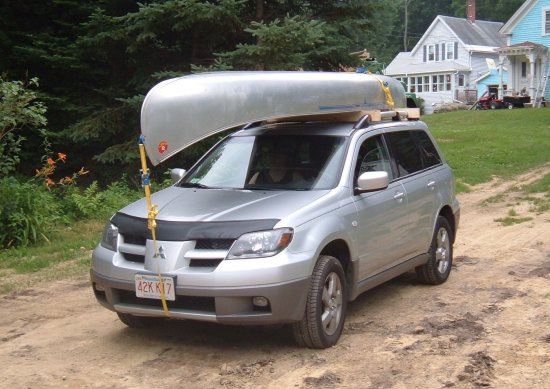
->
<box><xmin>227</xmin><ymin>228</ymin><xmax>293</xmax><ymax>259</ymax></box>
<box><xmin>100</xmin><ymin>222</ymin><xmax>118</xmax><ymax>251</ymax></box>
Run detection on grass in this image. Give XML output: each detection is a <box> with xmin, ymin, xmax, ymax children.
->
<box><xmin>0</xmin><ymin>219</ymin><xmax>103</xmax><ymax>294</ymax></box>
<box><xmin>494</xmin><ymin>208</ymin><xmax>533</xmax><ymax>226</ymax></box>
<box><xmin>424</xmin><ymin>108</ymin><xmax>550</xmax><ymax>191</ymax></box>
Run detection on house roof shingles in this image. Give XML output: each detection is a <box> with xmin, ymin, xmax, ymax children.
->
<box><xmin>439</xmin><ymin>16</ymin><xmax>505</xmax><ymax>47</ymax></box>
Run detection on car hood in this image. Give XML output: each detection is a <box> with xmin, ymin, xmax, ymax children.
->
<box><xmin>118</xmin><ymin>186</ymin><xmax>330</xmax><ymax>223</ymax></box>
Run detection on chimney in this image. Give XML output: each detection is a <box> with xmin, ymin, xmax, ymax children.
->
<box><xmin>467</xmin><ymin>0</ymin><xmax>476</xmax><ymax>23</ymax></box>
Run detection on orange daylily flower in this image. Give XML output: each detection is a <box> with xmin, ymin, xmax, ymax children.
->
<box><xmin>46</xmin><ymin>178</ymin><xmax>55</xmax><ymax>186</ymax></box>
<box><xmin>58</xmin><ymin>153</ymin><xmax>67</xmax><ymax>162</ymax></box>
<box><xmin>59</xmin><ymin>176</ymin><xmax>73</xmax><ymax>185</ymax></box>
<box><xmin>47</xmin><ymin>158</ymin><xmax>56</xmax><ymax>166</ymax></box>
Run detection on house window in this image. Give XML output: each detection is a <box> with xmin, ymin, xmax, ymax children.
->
<box><xmin>409</xmin><ymin>77</ymin><xmax>416</xmax><ymax>93</ymax></box>
<box><xmin>445</xmin><ymin>43</ymin><xmax>455</xmax><ymax>60</ymax></box>
<box><xmin>446</xmin><ymin>74</ymin><xmax>452</xmax><ymax>90</ymax></box>
<box><xmin>428</xmin><ymin>45</ymin><xmax>436</xmax><ymax>61</ymax></box>
<box><xmin>521</xmin><ymin>62</ymin><xmax>527</xmax><ymax>77</ymax></box>
<box><xmin>423</xmin><ymin>76</ymin><xmax>430</xmax><ymax>92</ymax></box>
<box><xmin>458</xmin><ymin>74</ymin><xmax>465</xmax><ymax>87</ymax></box>
<box><xmin>432</xmin><ymin>75</ymin><xmax>438</xmax><ymax>91</ymax></box>
<box><xmin>545</xmin><ymin>9</ymin><xmax>550</xmax><ymax>34</ymax></box>
<box><xmin>416</xmin><ymin>77</ymin><xmax>423</xmax><ymax>92</ymax></box>
<box><xmin>438</xmin><ymin>75</ymin><xmax>445</xmax><ymax>91</ymax></box>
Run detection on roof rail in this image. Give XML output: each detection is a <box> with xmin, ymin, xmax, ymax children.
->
<box><xmin>270</xmin><ymin>108</ymin><xmax>421</xmax><ymax>127</ymax></box>
<box><xmin>242</xmin><ymin>121</ymin><xmax>264</xmax><ymax>130</ymax></box>
<box><xmin>353</xmin><ymin>114</ymin><xmax>371</xmax><ymax>129</ymax></box>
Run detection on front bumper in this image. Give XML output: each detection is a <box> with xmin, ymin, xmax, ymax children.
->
<box><xmin>91</xmin><ymin>269</ymin><xmax>310</xmax><ymax>325</ymax></box>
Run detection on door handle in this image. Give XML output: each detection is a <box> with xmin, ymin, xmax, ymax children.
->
<box><xmin>393</xmin><ymin>192</ymin><xmax>406</xmax><ymax>201</ymax></box>
<box><xmin>427</xmin><ymin>180</ymin><xmax>436</xmax><ymax>190</ymax></box>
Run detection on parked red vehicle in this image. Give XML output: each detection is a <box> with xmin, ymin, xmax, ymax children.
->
<box><xmin>474</xmin><ymin>92</ymin><xmax>513</xmax><ymax>110</ymax></box>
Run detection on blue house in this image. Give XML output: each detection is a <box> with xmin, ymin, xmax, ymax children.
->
<box><xmin>474</xmin><ymin>68</ymin><xmax>509</xmax><ymax>98</ymax></box>
<box><xmin>496</xmin><ymin>0</ymin><xmax>550</xmax><ymax>106</ymax></box>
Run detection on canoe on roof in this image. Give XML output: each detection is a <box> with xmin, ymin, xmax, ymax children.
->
<box><xmin>140</xmin><ymin>71</ymin><xmax>407</xmax><ymax>165</ymax></box>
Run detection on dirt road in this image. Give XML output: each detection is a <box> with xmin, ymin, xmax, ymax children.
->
<box><xmin>1</xmin><ymin>166</ymin><xmax>549</xmax><ymax>389</ymax></box>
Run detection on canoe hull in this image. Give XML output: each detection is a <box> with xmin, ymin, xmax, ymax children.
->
<box><xmin>140</xmin><ymin>72</ymin><xmax>406</xmax><ymax>165</ymax></box>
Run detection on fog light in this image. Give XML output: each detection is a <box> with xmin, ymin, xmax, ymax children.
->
<box><xmin>252</xmin><ymin>296</ymin><xmax>269</xmax><ymax>307</ymax></box>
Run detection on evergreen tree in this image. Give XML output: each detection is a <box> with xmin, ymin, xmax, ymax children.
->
<box><xmin>451</xmin><ymin>0</ymin><xmax>524</xmax><ymax>22</ymax></box>
<box><xmin>0</xmin><ymin>0</ymin><xmax>449</xmax><ymax>182</ymax></box>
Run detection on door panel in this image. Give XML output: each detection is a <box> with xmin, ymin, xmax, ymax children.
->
<box><xmin>351</xmin><ymin>134</ymin><xmax>411</xmax><ymax>280</ymax></box>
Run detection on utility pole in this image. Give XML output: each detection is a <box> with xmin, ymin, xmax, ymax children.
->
<box><xmin>404</xmin><ymin>0</ymin><xmax>411</xmax><ymax>51</ymax></box>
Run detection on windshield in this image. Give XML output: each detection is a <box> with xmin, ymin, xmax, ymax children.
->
<box><xmin>180</xmin><ymin>133</ymin><xmax>347</xmax><ymax>190</ymax></box>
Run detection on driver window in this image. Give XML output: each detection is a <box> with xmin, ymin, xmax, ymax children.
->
<box><xmin>354</xmin><ymin>136</ymin><xmax>393</xmax><ymax>184</ymax></box>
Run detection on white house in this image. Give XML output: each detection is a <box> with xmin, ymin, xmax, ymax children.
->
<box><xmin>496</xmin><ymin>0</ymin><xmax>550</xmax><ymax>106</ymax></box>
<box><xmin>385</xmin><ymin>5</ymin><xmax>506</xmax><ymax>112</ymax></box>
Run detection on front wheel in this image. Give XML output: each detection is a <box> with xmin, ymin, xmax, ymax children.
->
<box><xmin>416</xmin><ymin>216</ymin><xmax>453</xmax><ymax>285</ymax></box>
<box><xmin>292</xmin><ymin>255</ymin><xmax>347</xmax><ymax>348</ymax></box>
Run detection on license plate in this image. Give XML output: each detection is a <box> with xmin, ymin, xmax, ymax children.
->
<box><xmin>135</xmin><ymin>274</ymin><xmax>176</xmax><ymax>301</ymax></box>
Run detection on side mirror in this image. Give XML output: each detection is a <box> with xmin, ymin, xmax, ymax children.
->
<box><xmin>356</xmin><ymin>171</ymin><xmax>389</xmax><ymax>193</ymax></box>
<box><xmin>170</xmin><ymin>168</ymin><xmax>186</xmax><ymax>183</ymax></box>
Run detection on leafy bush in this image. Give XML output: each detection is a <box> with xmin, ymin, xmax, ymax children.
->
<box><xmin>0</xmin><ymin>78</ymin><xmax>47</xmax><ymax>178</ymax></box>
<box><xmin>66</xmin><ymin>180</ymin><xmax>141</xmax><ymax>220</ymax></box>
<box><xmin>0</xmin><ymin>177</ymin><xmax>63</xmax><ymax>248</ymax></box>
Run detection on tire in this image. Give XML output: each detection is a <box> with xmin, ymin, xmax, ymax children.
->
<box><xmin>292</xmin><ymin>255</ymin><xmax>347</xmax><ymax>349</ymax></box>
<box><xmin>416</xmin><ymin>216</ymin><xmax>453</xmax><ymax>285</ymax></box>
<box><xmin>490</xmin><ymin>102</ymin><xmax>497</xmax><ymax>110</ymax></box>
<box><xmin>507</xmin><ymin>103</ymin><xmax>513</xmax><ymax>110</ymax></box>
<box><xmin>117</xmin><ymin>312</ymin><xmax>162</xmax><ymax>328</ymax></box>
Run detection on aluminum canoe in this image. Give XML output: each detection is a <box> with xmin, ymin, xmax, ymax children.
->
<box><xmin>140</xmin><ymin>71</ymin><xmax>406</xmax><ymax>165</ymax></box>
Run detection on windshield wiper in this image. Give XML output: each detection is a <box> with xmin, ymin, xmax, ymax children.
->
<box><xmin>179</xmin><ymin>182</ymin><xmax>211</xmax><ymax>189</ymax></box>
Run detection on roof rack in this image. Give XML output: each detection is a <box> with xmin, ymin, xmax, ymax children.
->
<box><xmin>269</xmin><ymin>108</ymin><xmax>421</xmax><ymax>128</ymax></box>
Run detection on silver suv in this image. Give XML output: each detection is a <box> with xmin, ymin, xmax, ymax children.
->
<box><xmin>91</xmin><ymin>114</ymin><xmax>459</xmax><ymax>348</ymax></box>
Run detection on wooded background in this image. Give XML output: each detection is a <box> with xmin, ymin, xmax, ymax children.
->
<box><xmin>0</xmin><ymin>0</ymin><xmax>523</xmax><ymax>183</ymax></box>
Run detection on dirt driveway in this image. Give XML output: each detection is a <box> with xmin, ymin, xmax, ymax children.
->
<box><xmin>1</xmin><ymin>165</ymin><xmax>549</xmax><ymax>389</ymax></box>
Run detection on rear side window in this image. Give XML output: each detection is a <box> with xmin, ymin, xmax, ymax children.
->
<box><xmin>385</xmin><ymin>130</ymin><xmax>441</xmax><ymax>177</ymax></box>
<box><xmin>416</xmin><ymin>130</ymin><xmax>442</xmax><ymax>168</ymax></box>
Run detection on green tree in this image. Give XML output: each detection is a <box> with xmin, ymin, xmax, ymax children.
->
<box><xmin>68</xmin><ymin>0</ymin><xmax>246</xmax><ymax>173</ymax></box>
<box><xmin>451</xmin><ymin>0</ymin><xmax>523</xmax><ymax>21</ymax></box>
<box><xmin>219</xmin><ymin>16</ymin><xmax>326</xmax><ymax>70</ymax></box>
<box><xmin>0</xmin><ymin>0</ymin><xmax>404</xmax><ymax>183</ymax></box>
<box><xmin>219</xmin><ymin>1</ymin><xmax>400</xmax><ymax>71</ymax></box>
<box><xmin>0</xmin><ymin>78</ymin><xmax>47</xmax><ymax>177</ymax></box>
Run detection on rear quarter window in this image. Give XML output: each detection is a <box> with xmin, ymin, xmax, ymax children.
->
<box><xmin>385</xmin><ymin>130</ymin><xmax>442</xmax><ymax>177</ymax></box>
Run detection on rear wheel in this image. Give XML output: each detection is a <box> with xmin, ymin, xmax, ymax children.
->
<box><xmin>416</xmin><ymin>216</ymin><xmax>453</xmax><ymax>285</ymax></box>
<box><xmin>117</xmin><ymin>312</ymin><xmax>163</xmax><ymax>328</ymax></box>
<box><xmin>292</xmin><ymin>255</ymin><xmax>347</xmax><ymax>349</ymax></box>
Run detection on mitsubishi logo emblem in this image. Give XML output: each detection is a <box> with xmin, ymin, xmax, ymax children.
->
<box><xmin>154</xmin><ymin>245</ymin><xmax>166</xmax><ymax>259</ymax></box>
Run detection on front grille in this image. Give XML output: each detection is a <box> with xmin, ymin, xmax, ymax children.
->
<box><xmin>123</xmin><ymin>234</ymin><xmax>147</xmax><ymax>246</ymax></box>
<box><xmin>118</xmin><ymin>289</ymin><xmax>215</xmax><ymax>312</ymax></box>
<box><xmin>189</xmin><ymin>258</ymin><xmax>224</xmax><ymax>268</ymax></box>
<box><xmin>122</xmin><ymin>253</ymin><xmax>145</xmax><ymax>263</ymax></box>
<box><xmin>195</xmin><ymin>239</ymin><xmax>234</xmax><ymax>250</ymax></box>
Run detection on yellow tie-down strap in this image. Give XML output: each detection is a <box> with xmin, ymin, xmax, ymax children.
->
<box><xmin>374</xmin><ymin>76</ymin><xmax>395</xmax><ymax>110</ymax></box>
<box><xmin>139</xmin><ymin>135</ymin><xmax>170</xmax><ymax>317</ymax></box>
